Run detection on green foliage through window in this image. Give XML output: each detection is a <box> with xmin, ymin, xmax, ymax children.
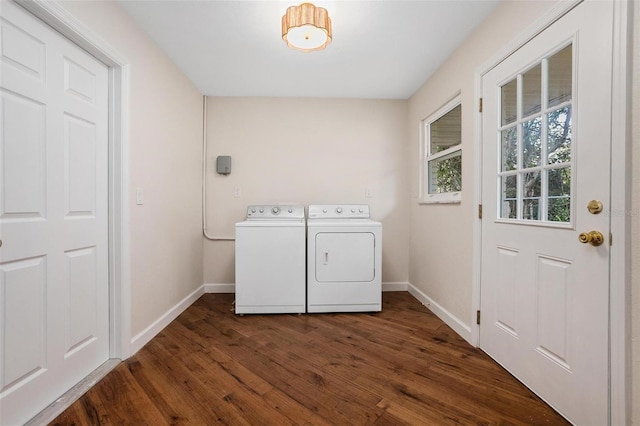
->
<box><xmin>432</xmin><ymin>153</ymin><xmax>462</xmax><ymax>193</ymax></box>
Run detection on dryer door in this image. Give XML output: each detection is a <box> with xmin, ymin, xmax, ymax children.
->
<box><xmin>315</xmin><ymin>232</ymin><xmax>375</xmax><ymax>282</ymax></box>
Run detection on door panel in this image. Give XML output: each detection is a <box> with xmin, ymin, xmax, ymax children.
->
<box><xmin>535</xmin><ymin>255</ymin><xmax>571</xmax><ymax>368</ymax></box>
<box><xmin>480</xmin><ymin>2</ymin><xmax>612</xmax><ymax>424</ymax></box>
<box><xmin>0</xmin><ymin>2</ymin><xmax>109</xmax><ymax>424</ymax></box>
<box><xmin>0</xmin><ymin>17</ymin><xmax>45</xmax><ymax>81</ymax></box>
<box><xmin>0</xmin><ymin>256</ymin><xmax>46</xmax><ymax>388</ymax></box>
<box><xmin>1</xmin><ymin>90</ymin><xmax>46</xmax><ymax>218</ymax></box>
<box><xmin>65</xmin><ymin>247</ymin><xmax>98</xmax><ymax>355</ymax></box>
<box><xmin>64</xmin><ymin>114</ymin><xmax>97</xmax><ymax>216</ymax></box>
<box><xmin>315</xmin><ymin>233</ymin><xmax>375</xmax><ymax>282</ymax></box>
<box><xmin>495</xmin><ymin>246</ymin><xmax>518</xmax><ymax>336</ymax></box>
<box><xmin>64</xmin><ymin>57</ymin><xmax>98</xmax><ymax>102</ymax></box>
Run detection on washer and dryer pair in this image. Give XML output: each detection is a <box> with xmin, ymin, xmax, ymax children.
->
<box><xmin>234</xmin><ymin>204</ymin><xmax>382</xmax><ymax>314</ymax></box>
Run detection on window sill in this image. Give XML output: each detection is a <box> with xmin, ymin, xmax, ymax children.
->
<box><xmin>419</xmin><ymin>192</ymin><xmax>462</xmax><ymax>205</ymax></box>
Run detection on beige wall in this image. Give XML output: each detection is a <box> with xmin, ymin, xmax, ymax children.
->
<box><xmin>407</xmin><ymin>0</ymin><xmax>552</xmax><ymax>325</ymax></box>
<box><xmin>58</xmin><ymin>1</ymin><xmax>204</xmax><ymax>337</ymax></box>
<box><xmin>203</xmin><ymin>97</ymin><xmax>409</xmax><ymax>286</ymax></box>
<box><xmin>632</xmin><ymin>1</ymin><xmax>639</xmax><ymax>424</ymax></box>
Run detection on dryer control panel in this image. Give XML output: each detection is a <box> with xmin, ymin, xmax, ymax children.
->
<box><xmin>308</xmin><ymin>204</ymin><xmax>370</xmax><ymax>219</ymax></box>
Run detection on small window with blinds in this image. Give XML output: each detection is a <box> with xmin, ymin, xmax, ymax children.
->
<box><xmin>421</xmin><ymin>95</ymin><xmax>462</xmax><ymax>204</ymax></box>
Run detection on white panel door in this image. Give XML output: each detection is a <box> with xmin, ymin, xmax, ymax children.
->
<box><xmin>0</xmin><ymin>2</ymin><xmax>109</xmax><ymax>424</ymax></box>
<box><xmin>480</xmin><ymin>2</ymin><xmax>613</xmax><ymax>424</ymax></box>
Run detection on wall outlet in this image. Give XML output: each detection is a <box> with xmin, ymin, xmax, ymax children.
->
<box><xmin>365</xmin><ymin>187</ymin><xmax>373</xmax><ymax>198</ymax></box>
<box><xmin>234</xmin><ymin>186</ymin><xmax>241</xmax><ymax>198</ymax></box>
<box><xmin>136</xmin><ymin>187</ymin><xmax>144</xmax><ymax>205</ymax></box>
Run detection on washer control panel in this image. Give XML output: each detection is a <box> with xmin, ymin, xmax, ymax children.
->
<box><xmin>246</xmin><ymin>205</ymin><xmax>304</xmax><ymax>219</ymax></box>
<box><xmin>308</xmin><ymin>204</ymin><xmax>370</xmax><ymax>219</ymax></box>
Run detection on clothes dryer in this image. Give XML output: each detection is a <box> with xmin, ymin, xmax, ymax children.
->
<box><xmin>235</xmin><ymin>205</ymin><xmax>306</xmax><ymax>314</ymax></box>
<box><xmin>307</xmin><ymin>204</ymin><xmax>382</xmax><ymax>313</ymax></box>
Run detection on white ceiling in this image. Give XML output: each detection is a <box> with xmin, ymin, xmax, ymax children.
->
<box><xmin>117</xmin><ymin>0</ymin><xmax>500</xmax><ymax>100</ymax></box>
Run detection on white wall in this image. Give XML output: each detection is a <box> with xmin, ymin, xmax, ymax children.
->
<box><xmin>407</xmin><ymin>0</ymin><xmax>552</xmax><ymax>326</ymax></box>
<box><xmin>57</xmin><ymin>1</ymin><xmax>204</xmax><ymax>338</ymax></box>
<box><xmin>203</xmin><ymin>97</ymin><xmax>409</xmax><ymax>287</ymax></box>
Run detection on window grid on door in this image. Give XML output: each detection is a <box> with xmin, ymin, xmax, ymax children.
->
<box><xmin>497</xmin><ymin>44</ymin><xmax>573</xmax><ymax>224</ymax></box>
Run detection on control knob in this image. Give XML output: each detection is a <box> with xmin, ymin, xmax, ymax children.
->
<box><xmin>336</xmin><ymin>207</ymin><xmax>343</xmax><ymax>214</ymax></box>
<box><xmin>271</xmin><ymin>206</ymin><xmax>281</xmax><ymax>215</ymax></box>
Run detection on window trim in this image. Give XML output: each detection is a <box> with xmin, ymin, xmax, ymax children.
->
<box><xmin>419</xmin><ymin>93</ymin><xmax>462</xmax><ymax>204</ymax></box>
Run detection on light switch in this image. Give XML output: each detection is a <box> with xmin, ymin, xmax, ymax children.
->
<box><xmin>136</xmin><ymin>188</ymin><xmax>144</xmax><ymax>205</ymax></box>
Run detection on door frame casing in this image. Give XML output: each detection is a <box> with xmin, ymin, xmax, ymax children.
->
<box><xmin>15</xmin><ymin>0</ymin><xmax>133</xmax><ymax>360</ymax></box>
<box><xmin>471</xmin><ymin>0</ymin><xmax>632</xmax><ymax>424</ymax></box>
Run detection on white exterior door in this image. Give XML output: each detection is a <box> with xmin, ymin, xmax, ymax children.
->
<box><xmin>480</xmin><ymin>2</ymin><xmax>613</xmax><ymax>424</ymax></box>
<box><xmin>0</xmin><ymin>2</ymin><xmax>109</xmax><ymax>424</ymax></box>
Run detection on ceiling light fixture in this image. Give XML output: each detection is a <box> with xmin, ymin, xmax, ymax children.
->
<box><xmin>282</xmin><ymin>3</ymin><xmax>332</xmax><ymax>52</ymax></box>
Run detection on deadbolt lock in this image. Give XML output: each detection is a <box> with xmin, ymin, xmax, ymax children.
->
<box><xmin>578</xmin><ymin>230</ymin><xmax>604</xmax><ymax>247</ymax></box>
<box><xmin>587</xmin><ymin>200</ymin><xmax>603</xmax><ymax>215</ymax></box>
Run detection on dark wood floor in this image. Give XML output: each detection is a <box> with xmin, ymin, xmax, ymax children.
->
<box><xmin>51</xmin><ymin>292</ymin><xmax>568</xmax><ymax>425</ymax></box>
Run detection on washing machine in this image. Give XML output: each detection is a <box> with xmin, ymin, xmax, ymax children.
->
<box><xmin>235</xmin><ymin>205</ymin><xmax>306</xmax><ymax>314</ymax></box>
<box><xmin>306</xmin><ymin>204</ymin><xmax>382</xmax><ymax>313</ymax></box>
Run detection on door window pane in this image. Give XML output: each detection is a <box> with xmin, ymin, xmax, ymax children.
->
<box><xmin>501</xmin><ymin>126</ymin><xmax>517</xmax><ymax>171</ymax></box>
<box><xmin>523</xmin><ymin>198</ymin><xmax>541</xmax><ymax>220</ymax></box>
<box><xmin>548</xmin><ymin>167</ymin><xmax>571</xmax><ymax>222</ymax></box>
<box><xmin>522</xmin><ymin>171</ymin><xmax>541</xmax><ymax>220</ymax></box>
<box><xmin>501</xmin><ymin>79</ymin><xmax>517</xmax><ymax>125</ymax></box>
<box><xmin>548</xmin><ymin>45</ymin><xmax>572</xmax><ymax>108</ymax></box>
<box><xmin>522</xmin><ymin>64</ymin><xmax>542</xmax><ymax>118</ymax></box>
<box><xmin>548</xmin><ymin>198</ymin><xmax>571</xmax><ymax>222</ymax></box>
<box><xmin>547</xmin><ymin>106</ymin><xmax>572</xmax><ymax>164</ymax></box>
<box><xmin>522</xmin><ymin>117</ymin><xmax>541</xmax><ymax>168</ymax></box>
<box><xmin>501</xmin><ymin>175</ymin><xmax>517</xmax><ymax>219</ymax></box>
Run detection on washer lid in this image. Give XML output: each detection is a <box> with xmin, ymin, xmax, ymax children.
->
<box><xmin>245</xmin><ymin>205</ymin><xmax>305</xmax><ymax>220</ymax></box>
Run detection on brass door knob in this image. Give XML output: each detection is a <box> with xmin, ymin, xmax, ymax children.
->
<box><xmin>587</xmin><ymin>200</ymin><xmax>603</xmax><ymax>214</ymax></box>
<box><xmin>578</xmin><ymin>230</ymin><xmax>604</xmax><ymax>246</ymax></box>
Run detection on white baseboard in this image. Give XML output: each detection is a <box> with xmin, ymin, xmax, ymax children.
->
<box><xmin>204</xmin><ymin>283</ymin><xmax>235</xmax><ymax>293</ymax></box>
<box><xmin>382</xmin><ymin>282</ymin><xmax>409</xmax><ymax>292</ymax></box>
<box><xmin>407</xmin><ymin>282</ymin><xmax>472</xmax><ymax>344</ymax></box>
<box><xmin>127</xmin><ymin>281</ymin><xmax>472</xmax><ymax>357</ymax></box>
<box><xmin>26</xmin><ymin>359</ymin><xmax>120</xmax><ymax>426</ymax></box>
<box><xmin>203</xmin><ymin>282</ymin><xmax>408</xmax><ymax>293</ymax></box>
<box><xmin>129</xmin><ymin>285</ymin><xmax>205</xmax><ymax>355</ymax></box>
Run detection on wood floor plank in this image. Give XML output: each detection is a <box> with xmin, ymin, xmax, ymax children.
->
<box><xmin>49</xmin><ymin>292</ymin><xmax>569</xmax><ymax>425</ymax></box>
<box><xmin>51</xmin><ymin>363</ymin><xmax>167</xmax><ymax>426</ymax></box>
